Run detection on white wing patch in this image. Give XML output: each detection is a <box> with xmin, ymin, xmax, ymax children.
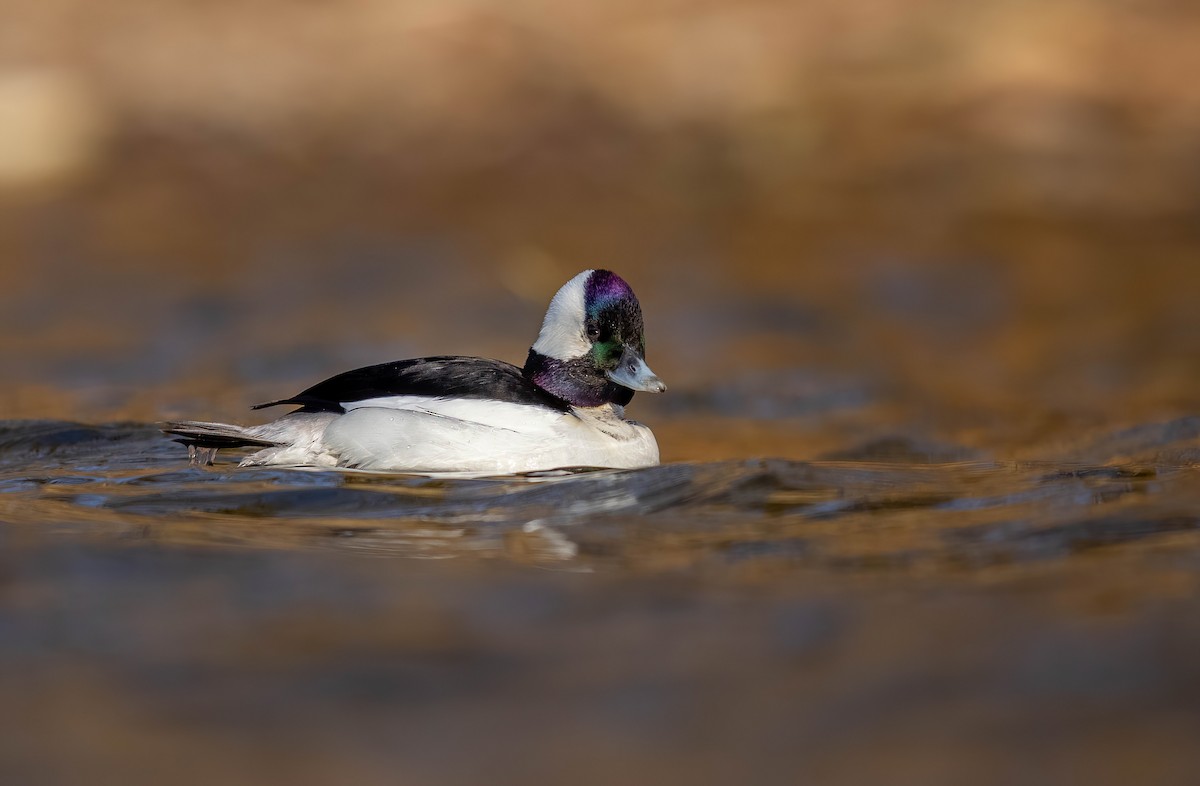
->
<box><xmin>342</xmin><ymin>395</ymin><xmax>565</xmax><ymax>431</ymax></box>
<box><xmin>531</xmin><ymin>269</ymin><xmax>593</xmax><ymax>361</ymax></box>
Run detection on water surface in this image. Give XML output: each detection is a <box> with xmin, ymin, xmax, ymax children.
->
<box><xmin>2</xmin><ymin>417</ymin><xmax>1198</xmax><ymax>785</ymax></box>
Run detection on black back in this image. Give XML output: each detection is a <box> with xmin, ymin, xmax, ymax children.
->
<box><xmin>254</xmin><ymin>356</ymin><xmax>573</xmax><ymax>414</ymax></box>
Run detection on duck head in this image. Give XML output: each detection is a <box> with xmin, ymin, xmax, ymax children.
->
<box><xmin>524</xmin><ymin>269</ymin><xmax>666</xmax><ymax>408</ymax></box>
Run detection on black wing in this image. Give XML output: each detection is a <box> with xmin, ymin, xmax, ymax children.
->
<box><xmin>253</xmin><ymin>356</ymin><xmax>571</xmax><ymax>413</ymax></box>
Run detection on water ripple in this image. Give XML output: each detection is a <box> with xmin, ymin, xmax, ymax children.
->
<box><xmin>1</xmin><ymin>419</ymin><xmax>1195</xmax><ymax>571</ymax></box>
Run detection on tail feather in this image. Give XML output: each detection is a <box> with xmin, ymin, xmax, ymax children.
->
<box><xmin>161</xmin><ymin>420</ymin><xmax>282</xmax><ymax>466</ymax></box>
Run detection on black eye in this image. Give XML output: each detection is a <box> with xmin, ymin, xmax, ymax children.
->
<box><xmin>586</xmin><ymin>326</ymin><xmax>601</xmax><ymax>340</ymax></box>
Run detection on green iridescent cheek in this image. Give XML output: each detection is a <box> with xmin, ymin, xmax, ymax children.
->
<box><xmin>591</xmin><ymin>340</ymin><xmax>622</xmax><ymax>367</ymax></box>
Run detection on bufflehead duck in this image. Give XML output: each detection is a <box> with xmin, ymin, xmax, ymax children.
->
<box><xmin>164</xmin><ymin>269</ymin><xmax>666</xmax><ymax>474</ymax></box>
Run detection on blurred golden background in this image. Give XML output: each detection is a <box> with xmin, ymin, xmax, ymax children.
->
<box><xmin>1</xmin><ymin>0</ymin><xmax>1198</xmax><ymax>453</ymax></box>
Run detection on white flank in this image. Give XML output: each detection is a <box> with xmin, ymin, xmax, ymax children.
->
<box><xmin>319</xmin><ymin>403</ymin><xmax>658</xmax><ymax>473</ymax></box>
<box><xmin>531</xmin><ymin>269</ymin><xmax>593</xmax><ymax>360</ymax></box>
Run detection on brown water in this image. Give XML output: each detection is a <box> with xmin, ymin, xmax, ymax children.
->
<box><xmin>4</xmin><ymin>1</ymin><xmax>1200</xmax><ymax>782</ymax></box>
<box><xmin>3</xmin><ymin>418</ymin><xmax>1200</xmax><ymax>786</ymax></box>
<box><xmin>3</xmin><ymin>241</ymin><xmax>1200</xmax><ymax>785</ymax></box>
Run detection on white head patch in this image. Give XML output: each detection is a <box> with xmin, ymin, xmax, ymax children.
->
<box><xmin>531</xmin><ymin>269</ymin><xmax>593</xmax><ymax>360</ymax></box>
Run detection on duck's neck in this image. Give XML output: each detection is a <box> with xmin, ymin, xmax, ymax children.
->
<box><xmin>523</xmin><ymin>349</ymin><xmax>633</xmax><ymax>409</ymax></box>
